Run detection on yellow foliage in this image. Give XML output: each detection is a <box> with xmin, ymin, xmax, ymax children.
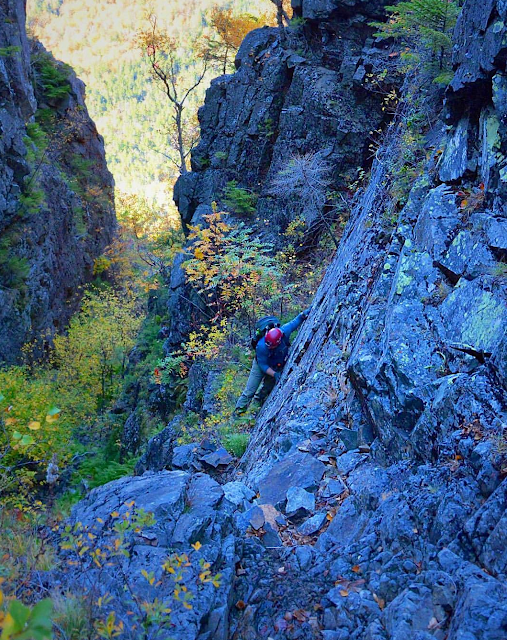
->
<box><xmin>199</xmin><ymin>6</ymin><xmax>267</xmax><ymax>73</ymax></box>
<box><xmin>0</xmin><ymin>288</ymin><xmax>143</xmax><ymax>501</ymax></box>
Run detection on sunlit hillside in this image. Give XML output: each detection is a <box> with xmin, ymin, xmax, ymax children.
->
<box><xmin>27</xmin><ymin>0</ymin><xmax>275</xmax><ymax>207</ymax></box>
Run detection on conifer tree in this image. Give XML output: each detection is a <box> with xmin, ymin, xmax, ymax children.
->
<box><xmin>370</xmin><ymin>0</ymin><xmax>460</xmax><ymax>77</ymax></box>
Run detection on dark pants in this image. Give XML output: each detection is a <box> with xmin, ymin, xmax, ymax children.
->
<box><xmin>235</xmin><ymin>359</ymin><xmax>276</xmax><ymax>412</ymax></box>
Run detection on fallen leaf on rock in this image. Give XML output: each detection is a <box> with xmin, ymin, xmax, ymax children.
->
<box><xmin>373</xmin><ymin>593</ymin><xmax>385</xmax><ymax>610</ymax></box>
<box><xmin>339</xmin><ymin>589</ymin><xmax>349</xmax><ymax>597</ymax></box>
<box><xmin>351</xmin><ymin>565</ymin><xmax>361</xmax><ymax>573</ymax></box>
<box><xmin>293</xmin><ymin>609</ymin><xmax>309</xmax><ymax>622</ymax></box>
<box><xmin>334</xmin><ymin>577</ymin><xmax>366</xmax><ymax>593</ymax></box>
<box><xmin>236</xmin><ymin>600</ymin><xmax>246</xmax><ymax>610</ymax></box>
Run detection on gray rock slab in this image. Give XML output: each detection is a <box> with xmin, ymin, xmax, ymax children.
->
<box><xmin>322</xmin><ymin>477</ymin><xmax>348</xmax><ymax>499</ymax></box>
<box><xmin>71</xmin><ymin>471</ymin><xmax>190</xmax><ymax>530</ymax></box>
<box><xmin>338</xmin><ymin>428</ymin><xmax>359</xmax><ymax>451</ymax></box>
<box><xmin>200</xmin><ymin>447</ymin><xmax>234</xmax><ymax>468</ymax></box>
<box><xmin>335</xmin><ymin>451</ymin><xmax>364</xmax><ymax>475</ymax></box>
<box><xmin>295</xmin><ymin>545</ymin><xmax>315</xmax><ymax>571</ymax></box>
<box><xmin>186</xmin><ymin>473</ymin><xmax>223</xmax><ymax>509</ymax></box>
<box><xmin>257</xmin><ymin>452</ymin><xmax>325</xmax><ymax>508</ymax></box>
<box><xmin>297</xmin><ymin>512</ymin><xmax>328</xmax><ymax>536</ymax></box>
<box><xmin>262</xmin><ymin>522</ymin><xmax>282</xmax><ymax>548</ymax></box>
<box><xmin>236</xmin><ymin>506</ymin><xmax>265</xmax><ymax>532</ymax></box>
<box><xmin>172</xmin><ymin>443</ymin><xmax>199</xmax><ymax>470</ymax></box>
<box><xmin>222</xmin><ymin>481</ymin><xmax>255</xmax><ymax>507</ymax></box>
<box><xmin>286</xmin><ymin>486</ymin><xmax>316</xmax><ymax>516</ymax></box>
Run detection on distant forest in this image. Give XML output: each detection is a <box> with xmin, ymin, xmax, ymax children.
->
<box><xmin>27</xmin><ymin>0</ymin><xmax>275</xmax><ymax>208</ymax></box>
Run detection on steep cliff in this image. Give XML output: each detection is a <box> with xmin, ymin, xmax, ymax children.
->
<box><xmin>167</xmin><ymin>0</ymin><xmax>395</xmax><ymax>350</ymax></box>
<box><xmin>55</xmin><ymin>1</ymin><xmax>506</xmax><ymax>638</ymax></box>
<box><xmin>0</xmin><ymin>0</ymin><xmax>115</xmax><ymax>363</ymax></box>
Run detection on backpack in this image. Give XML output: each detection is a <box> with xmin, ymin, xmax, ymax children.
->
<box><xmin>251</xmin><ymin>315</ymin><xmax>280</xmax><ymax>349</ymax></box>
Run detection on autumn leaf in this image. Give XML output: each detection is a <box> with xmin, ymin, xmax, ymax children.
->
<box><xmin>28</xmin><ymin>421</ymin><xmax>41</xmax><ymax>430</ymax></box>
<box><xmin>293</xmin><ymin>609</ymin><xmax>309</xmax><ymax>622</ymax></box>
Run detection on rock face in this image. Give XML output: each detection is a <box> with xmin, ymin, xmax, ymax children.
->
<box><xmin>0</xmin><ymin>0</ymin><xmax>115</xmax><ymax>362</ymax></box>
<box><xmin>167</xmin><ymin>0</ymin><xmax>394</xmax><ymax>350</ymax></box>
<box><xmin>236</xmin><ymin>0</ymin><xmax>507</xmax><ymax>635</ymax></box>
<box><xmin>59</xmin><ymin>0</ymin><xmax>507</xmax><ymax>638</ymax></box>
<box><xmin>62</xmin><ymin>472</ymin><xmax>241</xmax><ymax>640</ymax></box>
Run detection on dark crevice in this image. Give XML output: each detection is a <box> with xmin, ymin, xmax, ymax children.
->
<box><xmin>433</xmin><ymin>260</ymin><xmax>461</xmax><ymax>286</ymax></box>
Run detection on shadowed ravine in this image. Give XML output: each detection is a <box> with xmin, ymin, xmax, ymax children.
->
<box><xmin>1</xmin><ymin>0</ymin><xmax>506</xmax><ymax>638</ymax></box>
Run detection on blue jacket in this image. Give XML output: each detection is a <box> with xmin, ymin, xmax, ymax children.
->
<box><xmin>256</xmin><ymin>310</ymin><xmax>309</xmax><ymax>374</ymax></box>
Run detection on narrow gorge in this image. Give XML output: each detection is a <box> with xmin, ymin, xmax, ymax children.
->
<box><xmin>0</xmin><ymin>0</ymin><xmax>506</xmax><ymax>639</ymax></box>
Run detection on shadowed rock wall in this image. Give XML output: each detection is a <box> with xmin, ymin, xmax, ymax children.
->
<box><xmin>0</xmin><ymin>0</ymin><xmax>115</xmax><ymax>362</ymax></box>
<box><xmin>168</xmin><ymin>0</ymin><xmax>394</xmax><ymax>351</ymax></box>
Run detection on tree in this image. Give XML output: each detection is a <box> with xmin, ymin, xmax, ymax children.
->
<box><xmin>370</xmin><ymin>0</ymin><xmax>460</xmax><ymax>79</ymax></box>
<box><xmin>114</xmin><ymin>191</ymin><xmax>183</xmax><ymax>281</ymax></box>
<box><xmin>137</xmin><ymin>15</ymin><xmax>210</xmax><ymax>174</ymax></box>
<box><xmin>202</xmin><ymin>6</ymin><xmax>264</xmax><ymax>75</ymax></box>
<box><xmin>53</xmin><ymin>290</ymin><xmax>142</xmax><ymax>410</ymax></box>
<box><xmin>270</xmin><ymin>0</ymin><xmax>291</xmax><ymax>31</ymax></box>
<box><xmin>182</xmin><ymin>206</ymin><xmax>280</xmax><ymax>323</ymax></box>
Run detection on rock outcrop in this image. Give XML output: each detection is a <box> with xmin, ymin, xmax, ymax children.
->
<box><xmin>167</xmin><ymin>0</ymin><xmax>395</xmax><ymax>351</ymax></box>
<box><xmin>0</xmin><ymin>0</ymin><xmax>115</xmax><ymax>363</ymax></box>
<box><xmin>57</xmin><ymin>0</ymin><xmax>507</xmax><ymax>638</ymax></box>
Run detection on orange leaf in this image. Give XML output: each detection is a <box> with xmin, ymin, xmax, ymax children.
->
<box><xmin>351</xmin><ymin>565</ymin><xmax>361</xmax><ymax>573</ymax></box>
<box><xmin>339</xmin><ymin>589</ymin><xmax>349</xmax><ymax>597</ymax></box>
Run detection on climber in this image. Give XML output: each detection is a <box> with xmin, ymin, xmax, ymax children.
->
<box><xmin>234</xmin><ymin>308</ymin><xmax>311</xmax><ymax>414</ymax></box>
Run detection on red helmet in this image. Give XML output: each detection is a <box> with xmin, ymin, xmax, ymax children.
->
<box><xmin>265</xmin><ymin>327</ymin><xmax>283</xmax><ymax>349</ymax></box>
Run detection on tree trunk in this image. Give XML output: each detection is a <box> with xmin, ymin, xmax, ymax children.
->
<box><xmin>175</xmin><ymin>105</ymin><xmax>187</xmax><ymax>174</ymax></box>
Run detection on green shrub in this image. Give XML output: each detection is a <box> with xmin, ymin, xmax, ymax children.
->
<box><xmin>222</xmin><ymin>180</ymin><xmax>258</xmax><ymax>215</ymax></box>
<box><xmin>32</xmin><ymin>48</ymin><xmax>71</xmax><ymax>101</ymax></box>
<box><xmin>76</xmin><ymin>455</ymin><xmax>136</xmax><ymax>489</ymax></box>
<box><xmin>370</xmin><ymin>0</ymin><xmax>460</xmax><ymax>81</ymax></box>
<box><xmin>223</xmin><ymin>432</ymin><xmax>249</xmax><ymax>458</ymax></box>
<box><xmin>0</xmin><ymin>45</ymin><xmax>21</xmax><ymax>57</ymax></box>
<box><xmin>0</xmin><ymin>234</ymin><xmax>30</xmax><ymax>290</ymax></box>
<box><xmin>18</xmin><ymin>187</ymin><xmax>45</xmax><ymax>216</ymax></box>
